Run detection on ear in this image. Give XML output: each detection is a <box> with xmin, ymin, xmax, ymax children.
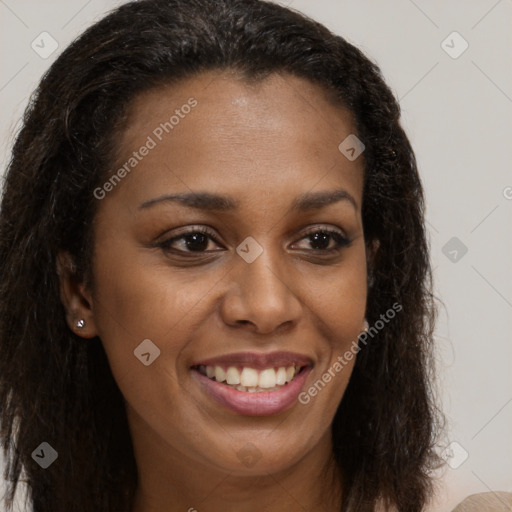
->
<box><xmin>56</xmin><ymin>251</ymin><xmax>98</xmax><ymax>339</ymax></box>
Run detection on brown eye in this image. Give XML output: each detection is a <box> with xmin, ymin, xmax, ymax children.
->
<box><xmin>157</xmin><ymin>227</ymin><xmax>221</xmax><ymax>254</ymax></box>
<box><xmin>295</xmin><ymin>228</ymin><xmax>351</xmax><ymax>253</ymax></box>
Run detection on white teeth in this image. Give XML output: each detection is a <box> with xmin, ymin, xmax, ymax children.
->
<box><xmin>240</xmin><ymin>367</ymin><xmax>259</xmax><ymax>387</ymax></box>
<box><xmin>258</xmin><ymin>368</ymin><xmax>277</xmax><ymax>388</ymax></box>
<box><xmin>201</xmin><ymin>364</ymin><xmax>302</xmax><ymax>392</ymax></box>
<box><xmin>276</xmin><ymin>367</ymin><xmax>287</xmax><ymax>385</ymax></box>
<box><xmin>214</xmin><ymin>366</ymin><xmax>226</xmax><ymax>383</ymax></box>
<box><xmin>226</xmin><ymin>366</ymin><xmax>241</xmax><ymax>385</ymax></box>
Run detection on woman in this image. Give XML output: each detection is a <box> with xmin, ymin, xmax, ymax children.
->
<box><xmin>0</xmin><ymin>0</ymin><xmax>443</xmax><ymax>510</ymax></box>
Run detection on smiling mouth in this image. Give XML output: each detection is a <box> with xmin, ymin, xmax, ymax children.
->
<box><xmin>191</xmin><ymin>364</ymin><xmax>307</xmax><ymax>393</ymax></box>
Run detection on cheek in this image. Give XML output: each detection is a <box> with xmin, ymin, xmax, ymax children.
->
<box><xmin>300</xmin><ymin>252</ymin><xmax>367</xmax><ymax>409</ymax></box>
<box><xmin>89</xmin><ymin>249</ymin><xmax>268</xmax><ymax>433</ymax></box>
<box><xmin>313</xmin><ymin>253</ymin><xmax>368</xmax><ymax>345</ymax></box>
<box><xmin>92</xmin><ymin>241</ymin><xmax>222</xmax><ymax>336</ymax></box>
<box><xmin>89</xmin><ymin>251</ymin><xmax>214</xmax><ymax>434</ymax></box>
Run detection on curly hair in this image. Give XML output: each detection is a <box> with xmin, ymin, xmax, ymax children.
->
<box><xmin>0</xmin><ymin>0</ymin><xmax>444</xmax><ymax>511</ymax></box>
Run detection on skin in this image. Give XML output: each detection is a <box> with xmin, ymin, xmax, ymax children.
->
<box><xmin>58</xmin><ymin>71</ymin><xmax>371</xmax><ymax>512</ymax></box>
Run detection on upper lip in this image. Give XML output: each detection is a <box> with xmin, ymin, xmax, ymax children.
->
<box><xmin>191</xmin><ymin>351</ymin><xmax>314</xmax><ymax>370</ymax></box>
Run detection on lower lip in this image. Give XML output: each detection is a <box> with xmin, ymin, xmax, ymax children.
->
<box><xmin>191</xmin><ymin>366</ymin><xmax>312</xmax><ymax>416</ymax></box>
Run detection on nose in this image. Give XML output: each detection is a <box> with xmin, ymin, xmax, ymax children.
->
<box><xmin>220</xmin><ymin>245</ymin><xmax>303</xmax><ymax>335</ymax></box>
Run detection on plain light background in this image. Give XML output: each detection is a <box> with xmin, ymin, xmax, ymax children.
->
<box><xmin>1</xmin><ymin>1</ymin><xmax>511</xmax><ymax>511</ymax></box>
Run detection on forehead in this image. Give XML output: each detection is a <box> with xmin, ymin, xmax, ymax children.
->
<box><xmin>105</xmin><ymin>71</ymin><xmax>364</xmax><ymax>213</ymax></box>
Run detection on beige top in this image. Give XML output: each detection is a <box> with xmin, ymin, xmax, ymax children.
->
<box><xmin>372</xmin><ymin>492</ymin><xmax>512</xmax><ymax>512</ymax></box>
<box><xmin>451</xmin><ymin>492</ymin><xmax>512</xmax><ymax>512</ymax></box>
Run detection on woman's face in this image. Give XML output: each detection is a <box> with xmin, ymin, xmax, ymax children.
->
<box><xmin>82</xmin><ymin>71</ymin><xmax>367</xmax><ymax>476</ymax></box>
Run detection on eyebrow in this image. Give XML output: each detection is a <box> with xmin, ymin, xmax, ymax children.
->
<box><xmin>139</xmin><ymin>188</ymin><xmax>358</xmax><ymax>212</ymax></box>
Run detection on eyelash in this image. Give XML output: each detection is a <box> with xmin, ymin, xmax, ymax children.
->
<box><xmin>156</xmin><ymin>225</ymin><xmax>351</xmax><ymax>256</ymax></box>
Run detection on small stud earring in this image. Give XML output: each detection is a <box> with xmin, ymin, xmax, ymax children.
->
<box><xmin>362</xmin><ymin>319</ymin><xmax>369</xmax><ymax>333</ymax></box>
<box><xmin>75</xmin><ymin>319</ymin><xmax>85</xmax><ymax>329</ymax></box>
